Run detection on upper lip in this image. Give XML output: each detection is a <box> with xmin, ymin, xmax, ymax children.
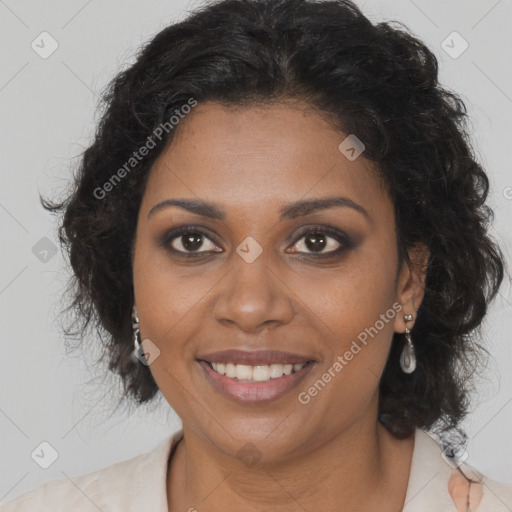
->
<box><xmin>197</xmin><ymin>349</ymin><xmax>315</xmax><ymax>366</ymax></box>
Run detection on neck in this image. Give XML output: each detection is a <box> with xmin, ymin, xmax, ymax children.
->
<box><xmin>167</xmin><ymin>415</ymin><xmax>414</xmax><ymax>512</ymax></box>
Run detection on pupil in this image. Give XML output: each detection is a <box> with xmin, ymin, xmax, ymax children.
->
<box><xmin>305</xmin><ymin>233</ymin><xmax>326</xmax><ymax>252</ymax></box>
<box><xmin>183</xmin><ymin>234</ymin><xmax>203</xmax><ymax>251</ymax></box>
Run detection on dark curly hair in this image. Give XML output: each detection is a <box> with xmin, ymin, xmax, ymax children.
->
<box><xmin>42</xmin><ymin>0</ymin><xmax>505</xmax><ymax>439</ymax></box>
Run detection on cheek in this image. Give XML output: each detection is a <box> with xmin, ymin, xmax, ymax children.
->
<box><xmin>307</xmin><ymin>236</ymin><xmax>399</xmax><ymax>344</ymax></box>
<box><xmin>133</xmin><ymin>234</ymin><xmax>216</xmax><ymax>340</ymax></box>
<box><xmin>132</xmin><ymin>240</ymin><xmax>201</xmax><ymax>390</ymax></box>
<box><xmin>297</xmin><ymin>294</ymin><xmax>397</xmax><ymax>431</ymax></box>
<box><xmin>298</xmin><ymin>238</ymin><xmax>399</xmax><ymax>409</ymax></box>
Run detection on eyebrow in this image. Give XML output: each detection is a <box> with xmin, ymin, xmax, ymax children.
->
<box><xmin>147</xmin><ymin>196</ymin><xmax>369</xmax><ymax>221</ymax></box>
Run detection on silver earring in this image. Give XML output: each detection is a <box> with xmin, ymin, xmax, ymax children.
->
<box><xmin>400</xmin><ymin>314</ymin><xmax>416</xmax><ymax>374</ymax></box>
<box><xmin>131</xmin><ymin>307</ymin><xmax>141</xmax><ymax>351</ymax></box>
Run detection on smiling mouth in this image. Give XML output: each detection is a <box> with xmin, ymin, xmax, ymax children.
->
<box><xmin>201</xmin><ymin>360</ymin><xmax>314</xmax><ymax>382</ymax></box>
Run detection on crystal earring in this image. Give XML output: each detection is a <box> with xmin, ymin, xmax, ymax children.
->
<box><xmin>131</xmin><ymin>306</ymin><xmax>141</xmax><ymax>351</ymax></box>
<box><xmin>400</xmin><ymin>313</ymin><xmax>416</xmax><ymax>374</ymax></box>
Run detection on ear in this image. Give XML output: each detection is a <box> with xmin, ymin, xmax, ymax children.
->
<box><xmin>393</xmin><ymin>243</ymin><xmax>430</xmax><ymax>333</ymax></box>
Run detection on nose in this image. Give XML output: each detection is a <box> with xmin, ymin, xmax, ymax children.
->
<box><xmin>212</xmin><ymin>252</ymin><xmax>295</xmax><ymax>333</ymax></box>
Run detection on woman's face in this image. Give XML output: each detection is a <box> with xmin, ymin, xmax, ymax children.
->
<box><xmin>133</xmin><ymin>100</ymin><xmax>425</xmax><ymax>460</ymax></box>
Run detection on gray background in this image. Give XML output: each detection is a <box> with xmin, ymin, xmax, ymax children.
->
<box><xmin>1</xmin><ymin>0</ymin><xmax>511</xmax><ymax>502</ymax></box>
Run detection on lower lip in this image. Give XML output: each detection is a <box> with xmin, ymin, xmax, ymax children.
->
<box><xmin>198</xmin><ymin>360</ymin><xmax>315</xmax><ymax>404</ymax></box>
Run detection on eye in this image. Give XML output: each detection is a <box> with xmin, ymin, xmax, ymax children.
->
<box><xmin>160</xmin><ymin>225</ymin><xmax>352</xmax><ymax>258</ymax></box>
<box><xmin>163</xmin><ymin>226</ymin><xmax>222</xmax><ymax>256</ymax></box>
<box><xmin>287</xmin><ymin>226</ymin><xmax>350</xmax><ymax>256</ymax></box>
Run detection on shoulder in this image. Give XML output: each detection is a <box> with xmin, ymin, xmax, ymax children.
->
<box><xmin>404</xmin><ymin>429</ymin><xmax>512</xmax><ymax>512</ymax></box>
<box><xmin>0</xmin><ymin>430</ymin><xmax>183</xmax><ymax>512</ymax></box>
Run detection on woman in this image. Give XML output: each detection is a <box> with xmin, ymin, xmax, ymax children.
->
<box><xmin>2</xmin><ymin>0</ymin><xmax>511</xmax><ymax>510</ymax></box>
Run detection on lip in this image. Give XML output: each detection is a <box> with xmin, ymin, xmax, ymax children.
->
<box><xmin>197</xmin><ymin>349</ymin><xmax>314</xmax><ymax>366</ymax></box>
<box><xmin>198</xmin><ymin>359</ymin><xmax>316</xmax><ymax>404</ymax></box>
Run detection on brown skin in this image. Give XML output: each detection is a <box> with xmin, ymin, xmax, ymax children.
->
<box><xmin>132</xmin><ymin>100</ymin><xmax>429</xmax><ymax>511</ymax></box>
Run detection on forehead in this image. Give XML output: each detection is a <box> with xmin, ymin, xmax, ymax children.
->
<box><xmin>141</xmin><ymin>101</ymin><xmax>390</xmax><ymax>220</ymax></box>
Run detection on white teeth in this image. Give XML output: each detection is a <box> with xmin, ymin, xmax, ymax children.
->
<box><xmin>235</xmin><ymin>364</ymin><xmax>253</xmax><ymax>380</ymax></box>
<box><xmin>225</xmin><ymin>363</ymin><xmax>236</xmax><ymax>378</ymax></box>
<box><xmin>209</xmin><ymin>362</ymin><xmax>307</xmax><ymax>381</ymax></box>
<box><xmin>269</xmin><ymin>364</ymin><xmax>284</xmax><ymax>379</ymax></box>
<box><xmin>253</xmin><ymin>365</ymin><xmax>271</xmax><ymax>382</ymax></box>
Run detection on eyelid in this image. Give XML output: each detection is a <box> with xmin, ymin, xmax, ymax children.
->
<box><xmin>291</xmin><ymin>224</ymin><xmax>349</xmax><ymax>242</ymax></box>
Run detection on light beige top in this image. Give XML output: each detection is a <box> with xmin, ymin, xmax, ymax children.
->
<box><xmin>1</xmin><ymin>428</ymin><xmax>511</xmax><ymax>511</ymax></box>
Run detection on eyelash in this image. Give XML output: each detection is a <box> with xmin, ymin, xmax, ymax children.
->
<box><xmin>159</xmin><ymin>225</ymin><xmax>352</xmax><ymax>259</ymax></box>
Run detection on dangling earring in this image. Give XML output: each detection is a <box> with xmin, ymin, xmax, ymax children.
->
<box><xmin>400</xmin><ymin>313</ymin><xmax>417</xmax><ymax>374</ymax></box>
<box><xmin>131</xmin><ymin>306</ymin><xmax>141</xmax><ymax>352</ymax></box>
